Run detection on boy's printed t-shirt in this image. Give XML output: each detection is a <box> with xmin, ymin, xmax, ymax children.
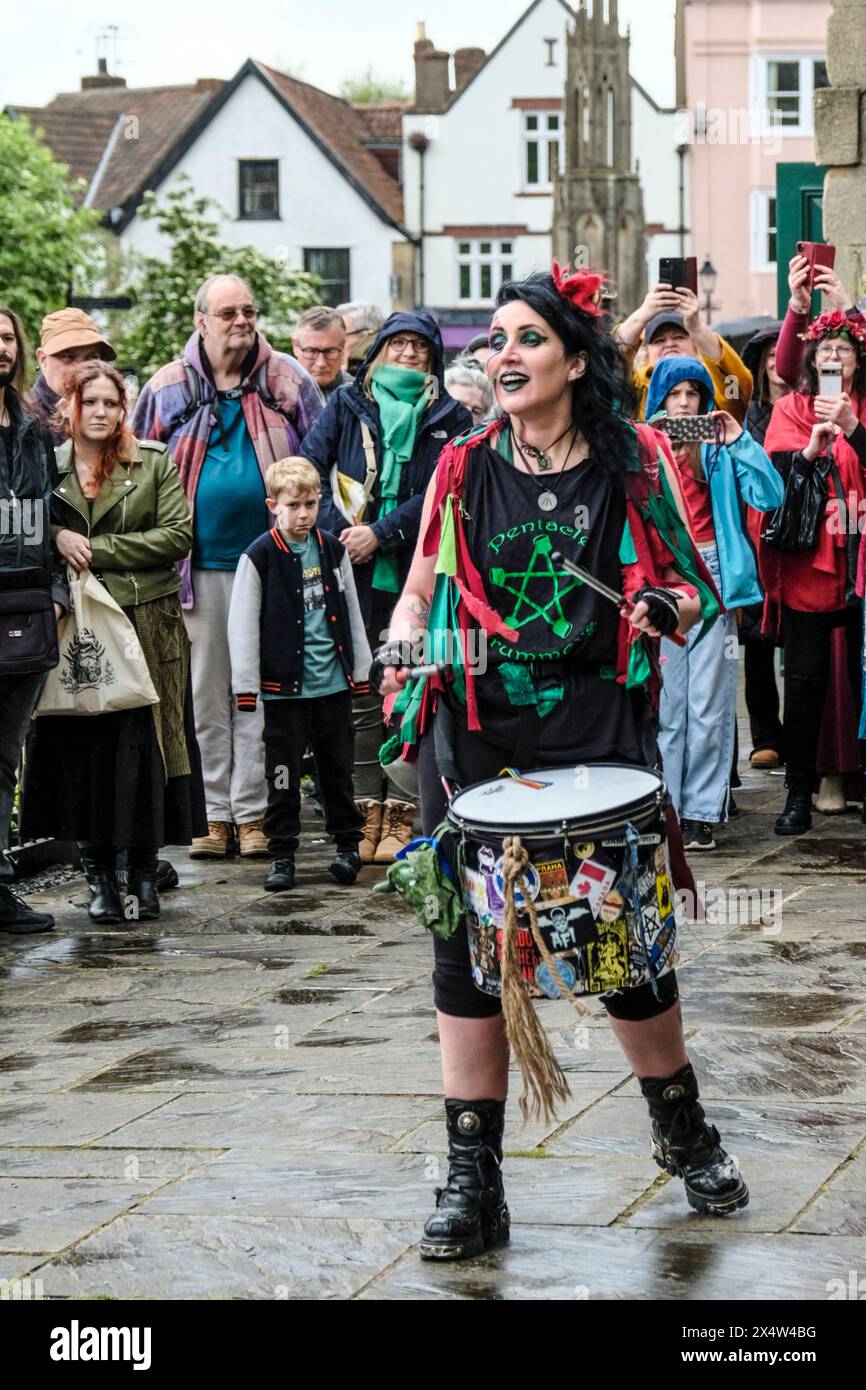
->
<box><xmin>262</xmin><ymin>532</ymin><xmax>348</xmax><ymax>700</ymax></box>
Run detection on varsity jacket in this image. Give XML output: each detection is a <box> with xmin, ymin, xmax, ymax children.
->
<box><xmin>227</xmin><ymin>526</ymin><xmax>371</xmax><ymax>705</ymax></box>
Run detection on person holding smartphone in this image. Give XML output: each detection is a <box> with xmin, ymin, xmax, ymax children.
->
<box><xmin>759</xmin><ymin>311</ymin><xmax>866</xmax><ymax>834</ymax></box>
<box><xmin>613</xmin><ymin>273</ymin><xmax>752</xmax><ymax>424</ymax></box>
<box><xmin>647</xmin><ymin>360</ymin><xmax>783</xmax><ymax>850</ymax></box>
<box><xmin>775</xmin><ymin>251</ymin><xmax>852</xmax><ymax>387</ymax></box>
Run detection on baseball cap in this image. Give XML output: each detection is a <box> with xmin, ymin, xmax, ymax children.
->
<box><xmin>643</xmin><ymin>311</ymin><xmax>687</xmax><ymax>344</ymax></box>
<box><xmin>39</xmin><ymin>308</ymin><xmax>116</xmax><ymax>360</ymax></box>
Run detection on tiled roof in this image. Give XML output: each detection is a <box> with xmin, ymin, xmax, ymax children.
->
<box><xmin>352</xmin><ymin>102</ymin><xmax>410</xmax><ymax>143</ymax></box>
<box><xmin>8</xmin><ymin>106</ymin><xmax>118</xmax><ymax>188</ymax></box>
<box><xmin>256</xmin><ymin>63</ymin><xmax>404</xmax><ymax>224</ymax></box>
<box><xmin>12</xmin><ymin>63</ymin><xmax>404</xmax><ymax>231</ymax></box>
<box><xmin>43</xmin><ymin>82</ymin><xmax>219</xmax><ymax>210</ymax></box>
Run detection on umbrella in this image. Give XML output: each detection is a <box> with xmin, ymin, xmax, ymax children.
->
<box><xmin>710</xmin><ymin>315</ymin><xmax>778</xmax><ymax>355</ymax></box>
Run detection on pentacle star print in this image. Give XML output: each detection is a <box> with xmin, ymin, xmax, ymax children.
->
<box><xmin>489</xmin><ymin>535</ymin><xmax>580</xmax><ymax>639</ymax></box>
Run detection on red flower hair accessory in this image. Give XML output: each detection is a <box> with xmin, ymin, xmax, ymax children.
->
<box><xmin>551</xmin><ymin>260</ymin><xmax>606</xmax><ymax>318</ymax></box>
<box><xmin>801</xmin><ymin>309</ymin><xmax>866</xmax><ymax>348</ymax></box>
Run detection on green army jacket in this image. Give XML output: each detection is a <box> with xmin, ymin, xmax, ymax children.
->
<box><xmin>52</xmin><ymin>438</ymin><xmax>192</xmax><ymax>608</ymax></box>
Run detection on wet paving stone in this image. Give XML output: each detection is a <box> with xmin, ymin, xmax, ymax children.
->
<box><xmin>0</xmin><ymin>1094</ymin><xmax>182</xmax><ymax>1146</ymax></box>
<box><xmin>0</xmin><ymin>1177</ymin><xmax>172</xmax><ymax>1255</ymax></box>
<box><xmin>36</xmin><ymin>1214</ymin><xmax>419</xmax><ymax>1300</ymax></box>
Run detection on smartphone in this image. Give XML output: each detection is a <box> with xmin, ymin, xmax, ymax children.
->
<box><xmin>818</xmin><ymin>363</ymin><xmax>843</xmax><ymax>397</ymax></box>
<box><xmin>657</xmin><ymin>415</ymin><xmax>719</xmax><ymax>444</ymax></box>
<box><xmin>659</xmin><ymin>256</ymin><xmax>698</xmax><ymax>294</ymax></box>
<box><xmin>796</xmin><ymin>240</ymin><xmax>836</xmax><ymax>288</ymax></box>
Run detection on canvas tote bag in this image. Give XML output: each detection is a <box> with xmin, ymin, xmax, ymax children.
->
<box><xmin>36</xmin><ymin>567</ymin><xmax>159</xmax><ymax>716</ymax></box>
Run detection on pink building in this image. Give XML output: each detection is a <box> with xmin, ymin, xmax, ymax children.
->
<box><xmin>682</xmin><ymin>0</ymin><xmax>830</xmax><ymax>319</ymax></box>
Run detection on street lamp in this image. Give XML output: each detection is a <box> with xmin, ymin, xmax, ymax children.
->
<box><xmin>699</xmin><ymin>255</ymin><xmax>718</xmax><ymax>325</ymax></box>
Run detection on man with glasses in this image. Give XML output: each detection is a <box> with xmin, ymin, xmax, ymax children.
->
<box><xmin>336</xmin><ymin>301</ymin><xmax>386</xmax><ymax>373</ymax></box>
<box><xmin>27</xmin><ymin>308</ymin><xmax>116</xmax><ymax>444</ymax></box>
<box><xmin>293</xmin><ymin>306</ymin><xmax>351</xmax><ymax>398</ymax></box>
<box><xmin>133</xmin><ymin>274</ymin><xmax>324</xmax><ymax>861</ymax></box>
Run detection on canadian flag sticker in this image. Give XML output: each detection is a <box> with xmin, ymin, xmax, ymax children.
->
<box><xmin>570</xmin><ymin>857</ymin><xmax>618</xmax><ymax>916</ymax></box>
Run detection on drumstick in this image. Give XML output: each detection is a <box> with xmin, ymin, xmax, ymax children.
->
<box><xmin>551</xmin><ymin>552</ymin><xmax>686</xmax><ymax>648</ymax></box>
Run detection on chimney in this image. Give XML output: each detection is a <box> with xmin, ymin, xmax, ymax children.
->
<box><xmin>414</xmin><ymin>22</ymin><xmax>451</xmax><ymax>112</ymax></box>
<box><xmin>81</xmin><ymin>57</ymin><xmax>126</xmax><ymax>91</ymax></box>
<box><xmin>454</xmin><ymin>47</ymin><xmax>486</xmax><ymax>89</ymax></box>
<box><xmin>195</xmin><ymin>78</ymin><xmax>224</xmax><ymax>93</ymax></box>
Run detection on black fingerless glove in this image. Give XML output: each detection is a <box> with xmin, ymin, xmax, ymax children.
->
<box><xmin>368</xmin><ymin>641</ymin><xmax>414</xmax><ymax>697</ymax></box>
<box><xmin>631</xmin><ymin>586</ymin><xmax>682</xmax><ymax>636</ymax></box>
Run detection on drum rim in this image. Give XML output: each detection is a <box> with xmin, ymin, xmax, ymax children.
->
<box><xmin>446</xmin><ymin>761</ymin><xmax>666</xmax><ymax>838</ymax></box>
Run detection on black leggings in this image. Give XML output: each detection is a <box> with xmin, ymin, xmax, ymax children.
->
<box><xmin>417</xmin><ymin>729</ymin><xmax>679</xmax><ymax>1022</ymax></box>
<box><xmin>781</xmin><ymin>605</ymin><xmax>862</xmax><ymax>785</ymax></box>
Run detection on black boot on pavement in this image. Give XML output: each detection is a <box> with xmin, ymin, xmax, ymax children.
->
<box><xmin>328</xmin><ymin>849</ymin><xmax>362</xmax><ymax>885</ymax></box>
<box><xmin>0</xmin><ymin>883</ymin><xmax>54</xmax><ymax>934</ymax></box>
<box><xmin>128</xmin><ymin>849</ymin><xmax>160</xmax><ymax>922</ymax></box>
<box><xmin>640</xmin><ymin>1062</ymin><xmax>749</xmax><ymax>1216</ymax></box>
<box><xmin>80</xmin><ymin>846</ymin><xmax>124</xmax><ymax>924</ymax></box>
<box><xmin>420</xmin><ymin>1099</ymin><xmax>510</xmax><ymax>1261</ymax></box>
<box><xmin>774</xmin><ymin>781</ymin><xmax>812</xmax><ymax>836</ymax></box>
<box><xmin>265</xmin><ymin>859</ymin><xmax>296</xmax><ymax>892</ymax></box>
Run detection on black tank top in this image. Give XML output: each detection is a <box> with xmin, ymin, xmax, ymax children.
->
<box><xmin>461</xmin><ymin>439</ymin><xmax>626</xmax><ymax>664</ymax></box>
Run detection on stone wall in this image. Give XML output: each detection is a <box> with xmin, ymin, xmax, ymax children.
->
<box><xmin>816</xmin><ymin>0</ymin><xmax>866</xmax><ymax>297</ymax></box>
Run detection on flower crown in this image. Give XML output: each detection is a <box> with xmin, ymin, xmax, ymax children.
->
<box><xmin>551</xmin><ymin>260</ymin><xmax>607</xmax><ymax>318</ymax></box>
<box><xmin>800</xmin><ymin>309</ymin><xmax>866</xmax><ymax>348</ymax></box>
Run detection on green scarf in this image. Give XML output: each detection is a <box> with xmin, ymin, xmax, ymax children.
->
<box><xmin>370</xmin><ymin>363</ymin><xmax>434</xmax><ymax>592</ymax></box>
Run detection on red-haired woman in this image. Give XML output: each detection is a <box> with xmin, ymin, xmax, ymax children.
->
<box><xmin>21</xmin><ymin>362</ymin><xmax>205</xmax><ymax>922</ymax></box>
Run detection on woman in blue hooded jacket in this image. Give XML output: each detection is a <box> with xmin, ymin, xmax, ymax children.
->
<box><xmin>647</xmin><ymin>357</ymin><xmax>784</xmax><ymax>850</ymax></box>
<box><xmin>301</xmin><ymin>311</ymin><xmax>471</xmax><ymax>863</ymax></box>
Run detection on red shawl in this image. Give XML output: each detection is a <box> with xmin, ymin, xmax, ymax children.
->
<box><xmin>759</xmin><ymin>391</ymin><xmax>866</xmax><ymax>617</ymax></box>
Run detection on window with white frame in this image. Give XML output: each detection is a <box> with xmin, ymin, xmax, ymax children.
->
<box><xmin>523</xmin><ymin>111</ymin><xmax>562</xmax><ymax>188</ymax></box>
<box><xmin>752</xmin><ymin>55</ymin><xmax>829</xmax><ymax>136</ymax></box>
<box><xmin>751</xmin><ymin>189</ymin><xmax>777</xmax><ymax>274</ymax></box>
<box><xmin>457</xmin><ymin>240</ymin><xmax>514</xmax><ymax>304</ymax></box>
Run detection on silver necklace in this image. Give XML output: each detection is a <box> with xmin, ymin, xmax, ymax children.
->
<box><xmin>511</xmin><ymin>427</ymin><xmax>579</xmax><ymax>510</ymax></box>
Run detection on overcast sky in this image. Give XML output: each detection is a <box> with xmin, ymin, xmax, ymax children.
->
<box><xmin>2</xmin><ymin>0</ymin><xmax>677</xmax><ymax>109</ymax></box>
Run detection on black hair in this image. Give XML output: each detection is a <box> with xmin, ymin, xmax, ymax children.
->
<box><xmin>493</xmin><ymin>272</ymin><xmax>638</xmax><ymax>484</ymax></box>
<box><xmin>800</xmin><ymin>335</ymin><xmax>866</xmax><ymax>401</ymax></box>
<box><xmin>0</xmin><ymin>305</ymin><xmax>30</xmax><ymax>396</ymax></box>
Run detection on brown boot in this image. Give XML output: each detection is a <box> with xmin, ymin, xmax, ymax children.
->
<box><xmin>374</xmin><ymin>800</ymin><xmax>417</xmax><ymax>864</ymax></box>
<box><xmin>237</xmin><ymin>820</ymin><xmax>271</xmax><ymax>857</ymax></box>
<box><xmin>190</xmin><ymin>821</ymin><xmax>233</xmax><ymax>858</ymax></box>
<box><xmin>357</xmin><ymin>799</ymin><xmax>383</xmax><ymax>864</ymax></box>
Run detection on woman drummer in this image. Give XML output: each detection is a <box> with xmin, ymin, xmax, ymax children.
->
<box><xmin>371</xmin><ymin>266</ymin><xmax>749</xmax><ymax>1261</ymax></box>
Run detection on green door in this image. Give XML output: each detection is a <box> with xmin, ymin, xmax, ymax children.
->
<box><xmin>775</xmin><ymin>162</ymin><xmax>827</xmax><ymax>316</ymax></box>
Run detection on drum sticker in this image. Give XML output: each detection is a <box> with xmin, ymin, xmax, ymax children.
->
<box><xmin>570</xmin><ymin>857</ymin><xmax>617</xmax><ymax>917</ymax></box>
<box><xmin>536</xmin><ymin>857</ymin><xmax>571</xmax><ymax>902</ymax></box>
<box><xmin>598</xmin><ymin>887</ymin><xmax>625</xmax><ymax>924</ymax></box>
<box><xmin>535</xmin><ymin>958</ymin><xmax>578</xmax><ymax>1000</ymax></box>
<box><xmin>656</xmin><ymin>865</ymin><xmax>673</xmax><ymax>920</ymax></box>
<box><xmin>462</xmin><ymin>867</ymin><xmax>491</xmax><ymax>920</ymax></box>
<box><xmin>536</xmin><ymin>900</ymin><xmax>597</xmax><ymax>954</ymax></box>
<box><xmin>478</xmin><ymin>845</ymin><xmax>496</xmax><ymax>872</ymax></box>
<box><xmin>600</xmin><ymin>832</ymin><xmax>662</xmax><ymax>848</ymax></box>
<box><xmin>492</xmin><ymin>855</ymin><xmax>540</xmax><ymax>909</ymax></box>
<box><xmin>571</xmin><ymin>840</ymin><xmax>595</xmax><ymax>860</ymax></box>
<box><xmin>466</xmin><ymin>913</ymin><xmax>501</xmax><ymax>994</ymax></box>
<box><xmin>587</xmin><ymin>918</ymin><xmax>630</xmax><ymax>992</ymax></box>
<box><xmin>495</xmin><ymin>925</ymin><xmax>537</xmax><ymax>985</ymax></box>
<box><xmin>629</xmin><ymin>904</ymin><xmax>677</xmax><ymax>983</ymax></box>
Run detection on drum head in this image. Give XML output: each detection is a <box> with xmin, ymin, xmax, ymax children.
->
<box><xmin>448</xmin><ymin>764</ymin><xmax>663</xmax><ymax>835</ymax></box>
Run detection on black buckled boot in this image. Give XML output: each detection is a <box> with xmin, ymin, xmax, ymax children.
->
<box><xmin>420</xmin><ymin>1099</ymin><xmax>510</xmax><ymax>1261</ymax></box>
<box><xmin>79</xmin><ymin>845</ymin><xmax>124</xmax><ymax>924</ymax></box>
<box><xmin>640</xmin><ymin>1062</ymin><xmax>749</xmax><ymax>1216</ymax></box>
<box><xmin>775</xmin><ymin>779</ymin><xmax>813</xmax><ymax>836</ymax></box>
<box><xmin>127</xmin><ymin>848</ymin><xmax>160</xmax><ymax>922</ymax></box>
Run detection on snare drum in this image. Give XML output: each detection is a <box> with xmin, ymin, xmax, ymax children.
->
<box><xmin>446</xmin><ymin>764</ymin><xmax>677</xmax><ymax>1000</ymax></box>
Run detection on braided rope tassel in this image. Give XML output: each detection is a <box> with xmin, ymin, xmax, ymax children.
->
<box><xmin>500</xmin><ymin>835</ymin><xmax>577</xmax><ymax>1123</ymax></box>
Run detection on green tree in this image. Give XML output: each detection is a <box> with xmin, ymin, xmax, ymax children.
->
<box><xmin>116</xmin><ymin>179</ymin><xmax>321</xmax><ymax>378</ymax></box>
<box><xmin>338</xmin><ymin>66</ymin><xmax>409</xmax><ymax>103</ymax></box>
<box><xmin>0</xmin><ymin>114</ymin><xmax>103</xmax><ymax>342</ymax></box>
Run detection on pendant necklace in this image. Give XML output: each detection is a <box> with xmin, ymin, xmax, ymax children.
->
<box><xmin>511</xmin><ymin>423</ymin><xmax>573</xmax><ymax>471</ymax></box>
<box><xmin>511</xmin><ymin>427</ymin><xmax>579</xmax><ymax>511</ymax></box>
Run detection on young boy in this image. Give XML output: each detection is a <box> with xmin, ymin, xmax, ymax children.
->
<box><xmin>228</xmin><ymin>458</ymin><xmax>371</xmax><ymax>890</ymax></box>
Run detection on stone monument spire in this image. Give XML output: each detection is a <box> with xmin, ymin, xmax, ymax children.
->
<box><xmin>553</xmin><ymin>0</ymin><xmax>646</xmax><ymax>314</ymax></box>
